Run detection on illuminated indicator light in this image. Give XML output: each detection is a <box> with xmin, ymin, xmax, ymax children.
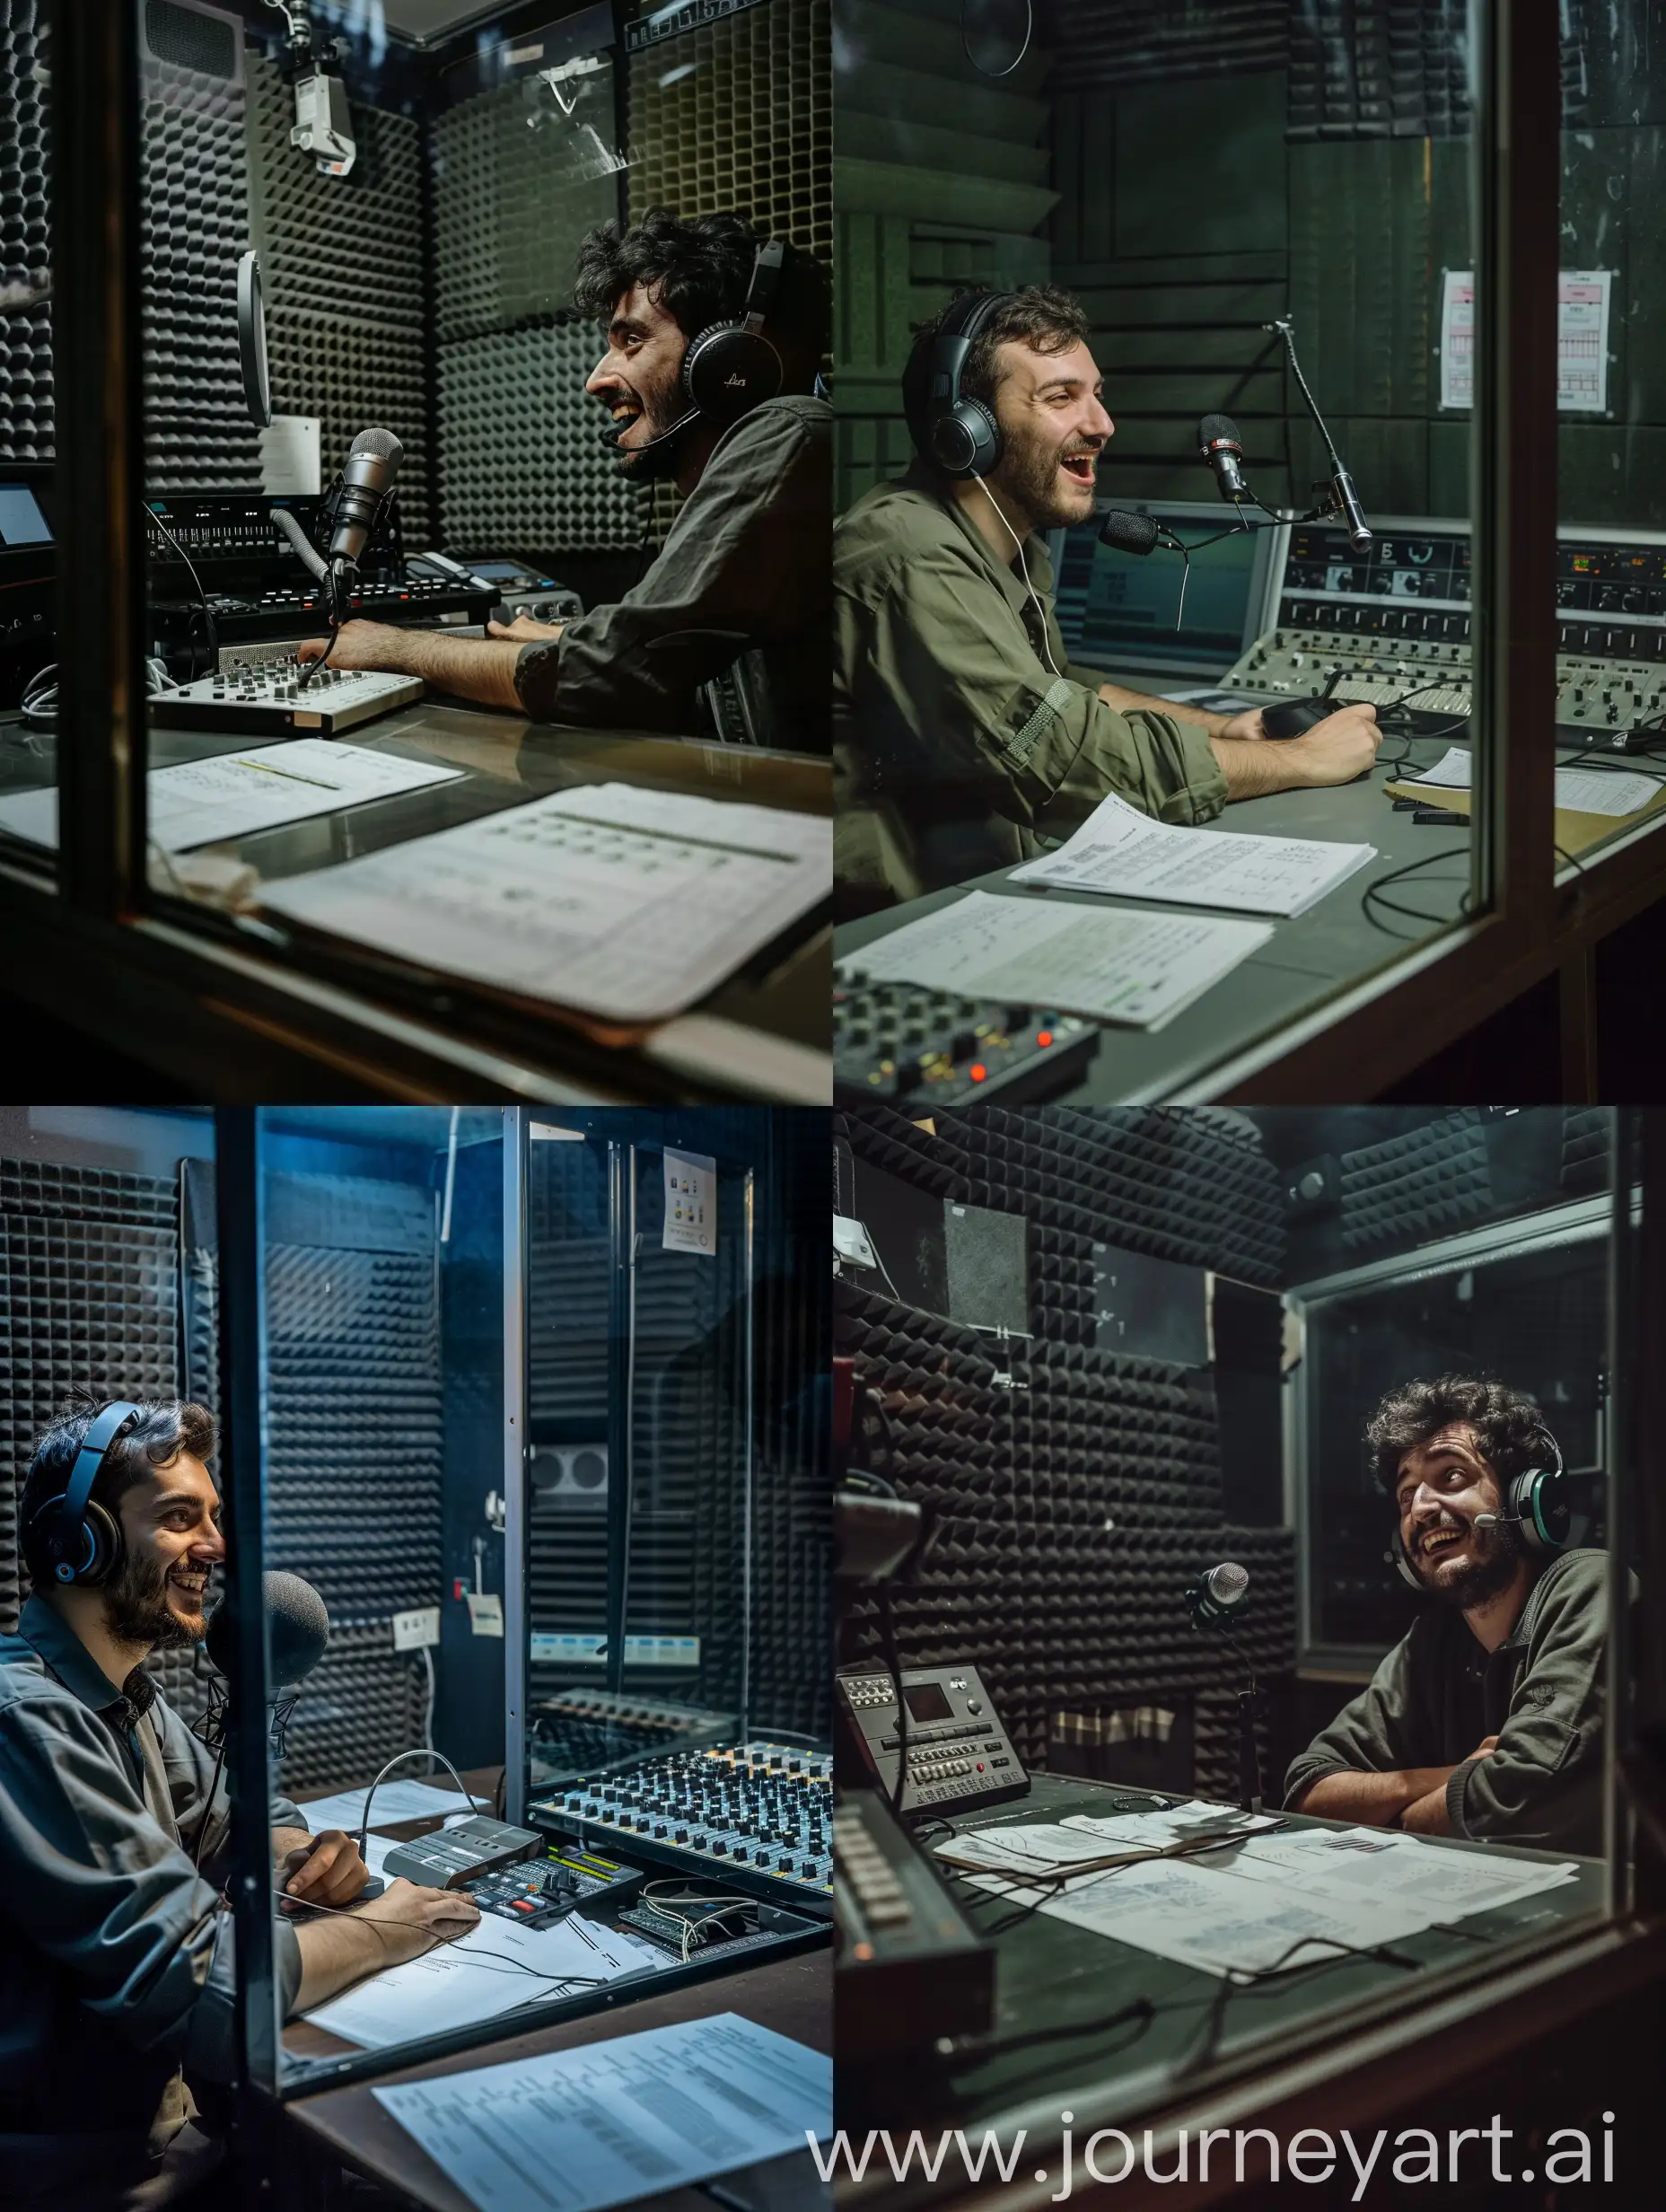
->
<box><xmin>1037</xmin><ymin>1030</ymin><xmax>1053</xmax><ymax>1047</ymax></box>
<box><xmin>969</xmin><ymin>1064</ymin><xmax>986</xmax><ymax>1082</ymax></box>
<box><xmin>855</xmin><ymin>1941</ymin><xmax>874</xmax><ymax>1961</ymax></box>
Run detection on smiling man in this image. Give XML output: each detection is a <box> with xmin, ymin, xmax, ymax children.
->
<box><xmin>833</xmin><ymin>284</ymin><xmax>1381</xmax><ymax>905</ymax></box>
<box><xmin>1283</xmin><ymin>1376</ymin><xmax>1608</xmax><ymax>1855</ymax></box>
<box><xmin>299</xmin><ymin>209</ymin><xmax>831</xmax><ymax>749</ymax></box>
<box><xmin>0</xmin><ymin>1398</ymin><xmax>477</xmax><ymax>2208</ymax></box>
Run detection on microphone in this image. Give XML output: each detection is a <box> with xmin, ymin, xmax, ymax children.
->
<box><xmin>1330</xmin><ymin>466</ymin><xmax>1373</xmax><ymax>553</ymax></box>
<box><xmin>206</xmin><ymin>1569</ymin><xmax>330</xmax><ymax>1688</ymax></box>
<box><xmin>1198</xmin><ymin>414</ymin><xmax>1251</xmax><ymax>505</ymax></box>
<box><xmin>327</xmin><ymin>427</ymin><xmax>403</xmax><ymax>567</ymax></box>
<box><xmin>1186</xmin><ymin>1560</ymin><xmax>1250</xmax><ymax>1630</ymax></box>
<box><xmin>1098</xmin><ymin>507</ymin><xmax>1162</xmax><ymax>556</ymax></box>
<box><xmin>599</xmin><ymin>404</ymin><xmax>700</xmax><ymax>458</ymax></box>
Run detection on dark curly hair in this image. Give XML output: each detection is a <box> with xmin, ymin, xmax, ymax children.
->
<box><xmin>572</xmin><ymin>207</ymin><xmax>829</xmax><ymax>387</ymax></box>
<box><xmin>903</xmin><ymin>284</ymin><xmax>1093</xmax><ymax>460</ymax></box>
<box><xmin>1364</xmin><ymin>1374</ymin><xmax>1552</xmax><ymax>1496</ymax></box>
<box><xmin>20</xmin><ymin>1393</ymin><xmax>216</xmax><ymax>1581</ymax></box>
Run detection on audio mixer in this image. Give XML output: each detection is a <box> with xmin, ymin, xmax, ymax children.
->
<box><xmin>837</xmin><ymin>1663</ymin><xmax>1029</xmax><ymax>1817</ymax></box>
<box><xmin>463</xmin><ymin>1841</ymin><xmax>646</xmax><ymax>1929</ymax></box>
<box><xmin>834</xmin><ymin>976</ymin><xmax>1100</xmax><ymax>1107</ymax></box>
<box><xmin>530</xmin><ymin>1740</ymin><xmax>833</xmax><ymax>1909</ymax></box>
<box><xmin>834</xmin><ymin>1789</ymin><xmax>993</xmax><ymax>2055</ymax></box>
<box><xmin>151</xmin><ymin>654</ymin><xmax>424</xmax><ymax>736</ymax></box>
<box><xmin>531</xmin><ymin>1688</ymin><xmax>734</xmax><ymax>1786</ymax></box>
<box><xmin>1222</xmin><ymin>519</ymin><xmax>1666</xmax><ymax>750</ymax></box>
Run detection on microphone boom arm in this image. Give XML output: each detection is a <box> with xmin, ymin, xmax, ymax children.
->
<box><xmin>1265</xmin><ymin>317</ymin><xmax>1372</xmax><ymax>550</ymax></box>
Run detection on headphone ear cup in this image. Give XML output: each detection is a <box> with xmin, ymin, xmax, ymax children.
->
<box><xmin>929</xmin><ymin>399</ymin><xmax>1001</xmax><ymax>478</ymax></box>
<box><xmin>682</xmin><ymin>323</ymin><xmax>783</xmax><ymax>426</ymax></box>
<box><xmin>77</xmin><ymin>1499</ymin><xmax>123</xmax><ymax>1588</ymax></box>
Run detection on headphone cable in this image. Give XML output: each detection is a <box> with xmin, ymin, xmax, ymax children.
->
<box><xmin>973</xmin><ymin>474</ymin><xmax>1064</xmax><ymax>681</ymax></box>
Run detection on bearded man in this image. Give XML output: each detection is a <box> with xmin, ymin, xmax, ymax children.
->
<box><xmin>832</xmin><ymin>284</ymin><xmax>1382</xmax><ymax>905</ymax></box>
<box><xmin>1284</xmin><ymin>1375</ymin><xmax>1608</xmax><ymax>1855</ymax></box>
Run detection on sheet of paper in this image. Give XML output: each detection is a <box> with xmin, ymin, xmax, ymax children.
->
<box><xmin>1442</xmin><ymin>269</ymin><xmax>1611</xmax><ymax>411</ymax></box>
<box><xmin>1061</xmin><ymin>1802</ymin><xmax>1284</xmax><ymax>1849</ymax></box>
<box><xmin>1223</xmin><ymin>1827</ymin><xmax>1580</xmax><ymax>1917</ymax></box>
<box><xmin>1439</xmin><ymin>270</ymin><xmax>1475</xmax><ymax>408</ymax></box>
<box><xmin>663</xmin><ymin>1146</ymin><xmax>717</xmax><ymax>1255</ymax></box>
<box><xmin>0</xmin><ymin>741</ymin><xmax>462</xmax><ymax>853</ymax></box>
<box><xmin>840</xmin><ymin>890</ymin><xmax>1272</xmax><ymax>1031</ymax></box>
<box><xmin>1009</xmin><ymin>791</ymin><xmax>1376</xmax><ymax>918</ymax></box>
<box><xmin>1406</xmin><ymin>746</ymin><xmax>1660</xmax><ymax>818</ymax></box>
<box><xmin>259</xmin><ymin>783</ymin><xmax>831</xmax><ymax>1025</ymax></box>
<box><xmin>295</xmin><ymin>1778</ymin><xmax>490</xmax><ymax>1833</ymax></box>
<box><xmin>303</xmin><ymin>1907</ymin><xmax>665</xmax><ymax>2049</ymax></box>
<box><xmin>372</xmin><ymin>2014</ymin><xmax>832</xmax><ymax>2212</ymax></box>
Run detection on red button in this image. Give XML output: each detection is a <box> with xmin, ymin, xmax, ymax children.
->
<box><xmin>511</xmin><ymin>1899</ymin><xmax>535</xmax><ymax>1912</ymax></box>
<box><xmin>969</xmin><ymin>1065</ymin><xmax>986</xmax><ymax>1082</ymax></box>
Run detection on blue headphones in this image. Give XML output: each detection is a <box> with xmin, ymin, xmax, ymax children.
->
<box><xmin>1389</xmin><ymin>1420</ymin><xmax>1574</xmax><ymax>1591</ymax></box>
<box><xmin>26</xmin><ymin>1401</ymin><xmax>143</xmax><ymax>1587</ymax></box>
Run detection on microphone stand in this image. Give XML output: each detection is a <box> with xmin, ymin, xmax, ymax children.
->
<box><xmin>270</xmin><ymin>502</ymin><xmax>356</xmax><ymax>690</ymax></box>
<box><xmin>1264</xmin><ymin>316</ymin><xmax>1373</xmax><ymax>551</ymax></box>
<box><xmin>1223</xmin><ymin>1629</ymin><xmax>1266</xmax><ymax>1814</ymax></box>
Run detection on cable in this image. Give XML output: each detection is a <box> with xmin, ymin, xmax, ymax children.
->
<box><xmin>974</xmin><ymin>475</ymin><xmax>1063</xmax><ymax>680</ymax></box>
<box><xmin>876</xmin><ymin>1583</ymin><xmax>910</xmax><ymax>1816</ymax></box>
<box><xmin>420</xmin><ymin>1646</ymin><xmax>437</xmax><ymax>1770</ymax></box>
<box><xmin>353</xmin><ymin>1746</ymin><xmax>481</xmax><ymax>1863</ymax></box>
<box><xmin>145</xmin><ymin>506</ymin><xmax>217</xmax><ymax>681</ymax></box>
<box><xmin>281</xmin><ymin>1891</ymin><xmax>613</xmax><ymax>1988</ymax></box>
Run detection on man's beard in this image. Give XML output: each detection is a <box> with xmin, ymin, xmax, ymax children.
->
<box><xmin>1416</xmin><ymin>1514</ymin><xmax>1524</xmax><ymax>1609</ymax></box>
<box><xmin>102</xmin><ymin>1547</ymin><xmax>209</xmax><ymax>1651</ymax></box>
<box><xmin>606</xmin><ymin>377</ymin><xmax>692</xmax><ymax>484</ymax></box>
<box><xmin>1000</xmin><ymin>432</ymin><xmax>1099</xmax><ymax>532</ymax></box>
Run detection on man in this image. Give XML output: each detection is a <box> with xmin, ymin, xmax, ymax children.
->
<box><xmin>1284</xmin><ymin>1376</ymin><xmax>1607</xmax><ymax>1855</ymax></box>
<box><xmin>0</xmin><ymin>1398</ymin><xmax>478</xmax><ymax>2208</ymax></box>
<box><xmin>300</xmin><ymin>209</ymin><xmax>830</xmax><ymax>750</ymax></box>
<box><xmin>833</xmin><ymin>285</ymin><xmax>1381</xmax><ymax>905</ymax></box>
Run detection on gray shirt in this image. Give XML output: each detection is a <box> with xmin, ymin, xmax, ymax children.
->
<box><xmin>1283</xmin><ymin>1548</ymin><xmax>1608</xmax><ymax>1856</ymax></box>
<box><xmin>514</xmin><ymin>392</ymin><xmax>831</xmax><ymax>750</ymax></box>
<box><xmin>0</xmin><ymin>1596</ymin><xmax>304</xmax><ymax>2149</ymax></box>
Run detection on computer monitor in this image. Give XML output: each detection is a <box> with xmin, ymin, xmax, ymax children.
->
<box><xmin>1050</xmin><ymin>499</ymin><xmax>1282</xmax><ymax>681</ymax></box>
<box><xmin>0</xmin><ymin>481</ymin><xmax>51</xmax><ymax>548</ymax></box>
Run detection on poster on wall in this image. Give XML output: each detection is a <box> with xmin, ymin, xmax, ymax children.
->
<box><xmin>663</xmin><ymin>1147</ymin><xmax>717</xmax><ymax>1256</ymax></box>
<box><xmin>1440</xmin><ymin>268</ymin><xmax>1612</xmax><ymax>412</ymax></box>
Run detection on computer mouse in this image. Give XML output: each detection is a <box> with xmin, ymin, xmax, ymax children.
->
<box><xmin>1258</xmin><ymin>696</ymin><xmax>1346</xmax><ymax>740</ymax></box>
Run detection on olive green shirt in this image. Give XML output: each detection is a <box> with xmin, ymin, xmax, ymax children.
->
<box><xmin>1283</xmin><ymin>1549</ymin><xmax>1608</xmax><ymax>1856</ymax></box>
<box><xmin>833</xmin><ymin>466</ymin><xmax>1228</xmax><ymax>905</ymax></box>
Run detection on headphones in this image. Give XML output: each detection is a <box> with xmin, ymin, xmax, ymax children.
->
<box><xmin>679</xmin><ymin>235</ymin><xmax>788</xmax><ymax>428</ymax></box>
<box><xmin>1389</xmin><ymin>1419</ymin><xmax>1574</xmax><ymax>1592</ymax></box>
<box><xmin>24</xmin><ymin>1400</ymin><xmax>143</xmax><ymax>1588</ymax></box>
<box><xmin>908</xmin><ymin>288</ymin><xmax>1015</xmax><ymax>478</ymax></box>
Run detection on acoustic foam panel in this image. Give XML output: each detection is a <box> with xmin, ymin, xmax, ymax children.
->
<box><xmin>0</xmin><ymin>0</ymin><xmax>51</xmax><ymax>462</ymax></box>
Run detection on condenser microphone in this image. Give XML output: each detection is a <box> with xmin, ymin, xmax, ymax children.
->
<box><xmin>1198</xmin><ymin>414</ymin><xmax>1251</xmax><ymax>505</ymax></box>
<box><xmin>1098</xmin><ymin>507</ymin><xmax>1162</xmax><ymax>556</ymax></box>
<box><xmin>1331</xmin><ymin>466</ymin><xmax>1373</xmax><ymax>553</ymax></box>
<box><xmin>1186</xmin><ymin>1560</ymin><xmax>1250</xmax><ymax>1630</ymax></box>
<box><xmin>327</xmin><ymin>427</ymin><xmax>403</xmax><ymax>566</ymax></box>
<box><xmin>206</xmin><ymin>1570</ymin><xmax>331</xmax><ymax>1689</ymax></box>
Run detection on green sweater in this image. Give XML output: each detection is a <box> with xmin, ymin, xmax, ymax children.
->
<box><xmin>1284</xmin><ymin>1548</ymin><xmax>1609</xmax><ymax>1856</ymax></box>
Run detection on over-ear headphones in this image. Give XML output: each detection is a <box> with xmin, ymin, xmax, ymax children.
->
<box><xmin>680</xmin><ymin>236</ymin><xmax>787</xmax><ymax>429</ymax></box>
<box><xmin>911</xmin><ymin>289</ymin><xmax>1014</xmax><ymax>478</ymax></box>
<box><xmin>1389</xmin><ymin>1419</ymin><xmax>1574</xmax><ymax>1592</ymax></box>
<box><xmin>25</xmin><ymin>1400</ymin><xmax>143</xmax><ymax>1589</ymax></box>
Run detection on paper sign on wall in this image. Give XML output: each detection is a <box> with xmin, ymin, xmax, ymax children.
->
<box><xmin>1440</xmin><ymin>268</ymin><xmax>1612</xmax><ymax>412</ymax></box>
<box><xmin>662</xmin><ymin>1147</ymin><xmax>716</xmax><ymax>1256</ymax></box>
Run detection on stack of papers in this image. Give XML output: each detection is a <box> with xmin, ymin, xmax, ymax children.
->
<box><xmin>372</xmin><ymin>2016</ymin><xmax>831</xmax><ymax>2212</ymax></box>
<box><xmin>296</xmin><ymin>1778</ymin><xmax>491</xmax><ymax>1833</ymax></box>
<box><xmin>1402</xmin><ymin>745</ymin><xmax>1662</xmax><ymax>819</ymax></box>
<box><xmin>1009</xmin><ymin>791</ymin><xmax>1377</xmax><ymax>917</ymax></box>
<box><xmin>0</xmin><ymin>741</ymin><xmax>462</xmax><ymax>852</ymax></box>
<box><xmin>840</xmin><ymin>889</ymin><xmax>1272</xmax><ymax>1031</ymax></box>
<box><xmin>259</xmin><ymin>782</ymin><xmax>831</xmax><ymax>1024</ymax></box>
<box><xmin>934</xmin><ymin>1803</ymin><xmax>1280</xmax><ymax>1881</ymax></box>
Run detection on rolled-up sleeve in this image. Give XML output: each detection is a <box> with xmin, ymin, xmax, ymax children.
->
<box><xmin>1448</xmin><ymin>1558</ymin><xmax>1608</xmax><ymax>1853</ymax></box>
<box><xmin>847</xmin><ymin>540</ymin><xmax>1227</xmax><ymax>840</ymax></box>
<box><xmin>1283</xmin><ymin>1636</ymin><xmax>1421</xmax><ymax>1809</ymax></box>
<box><xmin>0</xmin><ymin>1687</ymin><xmax>301</xmax><ymax>2076</ymax></box>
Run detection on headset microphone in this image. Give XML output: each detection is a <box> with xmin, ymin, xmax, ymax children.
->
<box><xmin>598</xmin><ymin>404</ymin><xmax>702</xmax><ymax>457</ymax></box>
<box><xmin>1198</xmin><ymin>413</ymin><xmax>1251</xmax><ymax>504</ymax></box>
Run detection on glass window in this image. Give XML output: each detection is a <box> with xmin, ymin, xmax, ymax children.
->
<box><xmin>831</xmin><ymin>0</ymin><xmax>1497</xmax><ymax>1104</ymax></box>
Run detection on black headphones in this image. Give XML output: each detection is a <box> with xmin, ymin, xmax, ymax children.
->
<box><xmin>25</xmin><ymin>1400</ymin><xmax>144</xmax><ymax>1589</ymax></box>
<box><xmin>679</xmin><ymin>235</ymin><xmax>787</xmax><ymax>429</ymax></box>
<box><xmin>1388</xmin><ymin>1419</ymin><xmax>1575</xmax><ymax>1591</ymax></box>
<box><xmin>909</xmin><ymin>288</ymin><xmax>1015</xmax><ymax>478</ymax></box>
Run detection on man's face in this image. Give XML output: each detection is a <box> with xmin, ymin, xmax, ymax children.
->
<box><xmin>986</xmin><ymin>337</ymin><xmax>1114</xmax><ymax>531</ymax></box>
<box><xmin>586</xmin><ymin>281</ymin><xmax>690</xmax><ymax>476</ymax></box>
<box><xmin>1394</xmin><ymin>1423</ymin><xmax>1522</xmax><ymax>1608</ymax></box>
<box><xmin>103</xmin><ymin>1453</ymin><xmax>225</xmax><ymax>1653</ymax></box>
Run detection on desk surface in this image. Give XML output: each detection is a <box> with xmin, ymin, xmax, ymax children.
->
<box><xmin>837</xmin><ymin>735</ymin><xmax>1472</xmax><ymax>1104</ymax></box>
<box><xmin>842</xmin><ymin>1774</ymin><xmax>1604</xmax><ymax>2143</ymax></box>
<box><xmin>0</xmin><ymin>702</ymin><xmax>832</xmax><ymax>1101</ymax></box>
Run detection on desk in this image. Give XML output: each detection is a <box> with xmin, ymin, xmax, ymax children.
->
<box><xmin>840</xmin><ymin>1774</ymin><xmax>1603</xmax><ymax>2155</ymax></box>
<box><xmin>835</xmin><ymin>736</ymin><xmax>1469</xmax><ymax>1104</ymax></box>
<box><xmin>0</xmin><ymin>703</ymin><xmax>831</xmax><ymax>1102</ymax></box>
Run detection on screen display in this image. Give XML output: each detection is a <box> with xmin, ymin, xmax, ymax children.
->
<box><xmin>1055</xmin><ymin>510</ymin><xmax>1265</xmax><ymax>673</ymax></box>
<box><xmin>467</xmin><ymin>559</ymin><xmax>533</xmax><ymax>581</ymax></box>
<box><xmin>0</xmin><ymin>485</ymin><xmax>50</xmax><ymax>546</ymax></box>
<box><xmin>903</xmin><ymin>1680</ymin><xmax>953</xmax><ymax>1723</ymax></box>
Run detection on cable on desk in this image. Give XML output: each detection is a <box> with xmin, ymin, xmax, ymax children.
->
<box><xmin>277</xmin><ymin>1891</ymin><xmax>612</xmax><ymax>1987</ymax></box>
<box><xmin>1360</xmin><ymin>843</ymin><xmax>1473</xmax><ymax>937</ymax></box>
<box><xmin>1176</xmin><ymin>1931</ymin><xmax>1424</xmax><ymax>2083</ymax></box>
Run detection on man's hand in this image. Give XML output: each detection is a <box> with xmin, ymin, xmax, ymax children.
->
<box><xmin>281</xmin><ymin>1828</ymin><xmax>372</xmax><ymax>1907</ymax></box>
<box><xmin>487</xmin><ymin>615</ymin><xmax>563</xmax><ymax>643</ymax></box>
<box><xmin>291</xmin><ymin>1878</ymin><xmax>481</xmax><ymax>2012</ymax></box>
<box><xmin>358</xmin><ymin>1876</ymin><xmax>480</xmax><ymax>1962</ymax></box>
<box><xmin>1282</xmin><ymin>702</ymin><xmax>1381</xmax><ymax>786</ymax></box>
<box><xmin>296</xmin><ymin>620</ymin><xmax>415</xmax><ymax>673</ymax></box>
<box><xmin>1219</xmin><ymin>707</ymin><xmax>1270</xmax><ymax>742</ymax></box>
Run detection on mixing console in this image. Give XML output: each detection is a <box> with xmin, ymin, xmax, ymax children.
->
<box><xmin>835</xmin><ymin>977</ymin><xmax>1099</xmax><ymax>1107</ymax></box>
<box><xmin>1223</xmin><ymin>520</ymin><xmax>1666</xmax><ymax>751</ymax></box>
<box><xmin>531</xmin><ymin>1688</ymin><xmax>734</xmax><ymax>1786</ymax></box>
<box><xmin>151</xmin><ymin>655</ymin><xmax>424</xmax><ymax>736</ymax></box>
<box><xmin>465</xmin><ymin>1841</ymin><xmax>646</xmax><ymax>1928</ymax></box>
<box><xmin>530</xmin><ymin>1740</ymin><xmax>833</xmax><ymax>1908</ymax></box>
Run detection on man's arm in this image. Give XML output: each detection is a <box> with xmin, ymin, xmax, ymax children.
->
<box><xmin>291</xmin><ymin>1878</ymin><xmax>480</xmax><ymax>2013</ymax></box>
<box><xmin>1097</xmin><ymin>680</ymin><xmax>1381</xmax><ymax>798</ymax></box>
<box><xmin>297</xmin><ymin>622</ymin><xmax>525</xmax><ymax>711</ymax></box>
<box><xmin>1291</xmin><ymin>1765</ymin><xmax>1466</xmax><ymax>1828</ymax></box>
